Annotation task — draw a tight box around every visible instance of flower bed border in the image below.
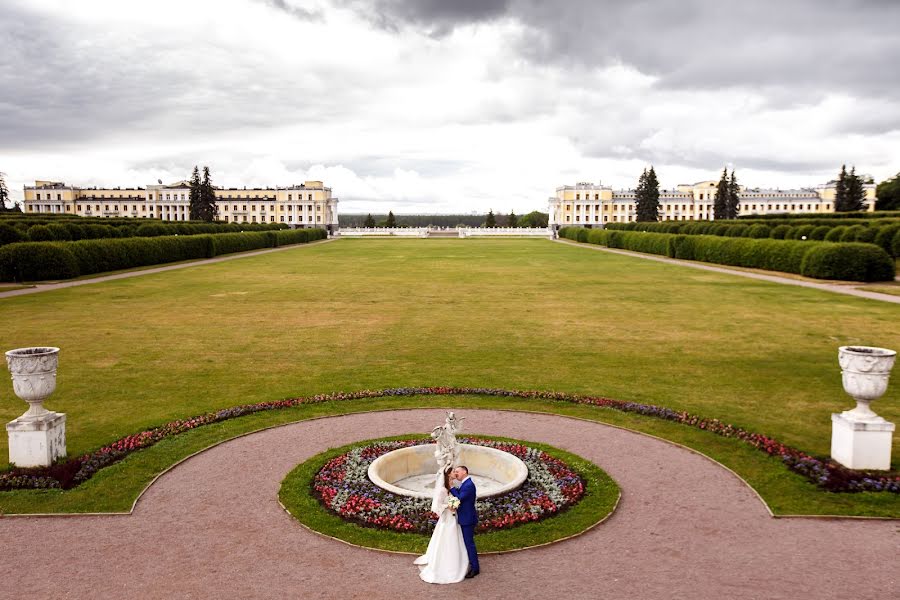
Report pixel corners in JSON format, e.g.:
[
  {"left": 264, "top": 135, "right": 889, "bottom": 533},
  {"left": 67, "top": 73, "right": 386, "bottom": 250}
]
[{"left": 1, "top": 386, "right": 897, "bottom": 493}]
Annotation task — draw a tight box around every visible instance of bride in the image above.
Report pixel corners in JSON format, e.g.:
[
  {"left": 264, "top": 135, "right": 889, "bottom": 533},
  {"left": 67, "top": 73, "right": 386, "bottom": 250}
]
[{"left": 414, "top": 468, "right": 469, "bottom": 584}]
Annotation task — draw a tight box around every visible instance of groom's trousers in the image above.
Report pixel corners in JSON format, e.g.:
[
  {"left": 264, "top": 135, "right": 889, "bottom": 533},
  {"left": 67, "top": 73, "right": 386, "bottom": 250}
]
[{"left": 460, "top": 525, "right": 479, "bottom": 573}]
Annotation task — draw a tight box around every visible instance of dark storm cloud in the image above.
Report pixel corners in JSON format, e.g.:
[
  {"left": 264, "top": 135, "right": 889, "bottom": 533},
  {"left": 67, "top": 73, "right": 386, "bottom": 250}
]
[
  {"left": 345, "top": 0, "right": 900, "bottom": 95},
  {"left": 338, "top": 0, "right": 510, "bottom": 35},
  {"left": 255, "top": 0, "right": 322, "bottom": 21}
]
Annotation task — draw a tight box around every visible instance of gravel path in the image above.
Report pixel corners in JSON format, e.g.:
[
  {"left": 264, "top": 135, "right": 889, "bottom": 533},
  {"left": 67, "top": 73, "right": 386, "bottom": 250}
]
[
  {"left": 0, "top": 409, "right": 896, "bottom": 599},
  {"left": 554, "top": 239, "right": 900, "bottom": 303}
]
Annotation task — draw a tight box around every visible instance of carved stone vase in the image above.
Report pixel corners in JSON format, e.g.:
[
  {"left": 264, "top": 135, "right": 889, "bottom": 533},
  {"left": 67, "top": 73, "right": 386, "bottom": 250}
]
[
  {"left": 6, "top": 346, "right": 59, "bottom": 419},
  {"left": 838, "top": 346, "right": 896, "bottom": 421}
]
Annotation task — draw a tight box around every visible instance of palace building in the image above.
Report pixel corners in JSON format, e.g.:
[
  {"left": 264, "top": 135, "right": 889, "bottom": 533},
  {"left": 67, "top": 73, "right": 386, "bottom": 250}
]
[
  {"left": 22, "top": 179, "right": 339, "bottom": 232},
  {"left": 548, "top": 178, "right": 876, "bottom": 228}
]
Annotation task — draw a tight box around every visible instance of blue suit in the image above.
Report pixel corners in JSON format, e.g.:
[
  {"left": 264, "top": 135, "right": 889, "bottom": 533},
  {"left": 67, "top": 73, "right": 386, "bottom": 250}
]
[{"left": 450, "top": 477, "right": 479, "bottom": 574}]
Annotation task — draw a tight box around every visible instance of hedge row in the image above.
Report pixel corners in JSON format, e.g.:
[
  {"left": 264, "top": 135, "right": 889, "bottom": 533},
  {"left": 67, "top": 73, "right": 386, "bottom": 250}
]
[
  {"left": 0, "top": 220, "right": 288, "bottom": 247},
  {"left": 737, "top": 211, "right": 900, "bottom": 220},
  {"left": 559, "top": 227, "right": 895, "bottom": 282},
  {"left": 0, "top": 228, "right": 327, "bottom": 282},
  {"left": 605, "top": 219, "right": 900, "bottom": 257}
]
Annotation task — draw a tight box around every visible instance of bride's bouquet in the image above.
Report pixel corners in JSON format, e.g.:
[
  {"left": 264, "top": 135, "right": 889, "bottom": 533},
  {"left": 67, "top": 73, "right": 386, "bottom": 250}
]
[{"left": 446, "top": 497, "right": 460, "bottom": 511}]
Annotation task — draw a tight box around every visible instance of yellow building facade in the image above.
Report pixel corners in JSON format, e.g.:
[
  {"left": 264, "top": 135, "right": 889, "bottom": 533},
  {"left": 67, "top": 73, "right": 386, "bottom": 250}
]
[
  {"left": 23, "top": 180, "right": 339, "bottom": 231},
  {"left": 549, "top": 179, "right": 876, "bottom": 227}
]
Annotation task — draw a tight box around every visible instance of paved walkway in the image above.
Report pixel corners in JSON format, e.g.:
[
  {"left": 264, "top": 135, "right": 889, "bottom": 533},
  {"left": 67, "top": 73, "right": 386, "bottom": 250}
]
[
  {"left": 555, "top": 239, "right": 900, "bottom": 304},
  {"left": 0, "top": 409, "right": 894, "bottom": 599},
  {"left": 0, "top": 239, "right": 335, "bottom": 299}
]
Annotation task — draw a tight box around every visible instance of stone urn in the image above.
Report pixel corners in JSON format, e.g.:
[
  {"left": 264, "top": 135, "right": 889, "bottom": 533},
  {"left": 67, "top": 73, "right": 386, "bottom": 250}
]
[
  {"left": 5, "top": 347, "right": 59, "bottom": 419},
  {"left": 838, "top": 345, "right": 896, "bottom": 421}
]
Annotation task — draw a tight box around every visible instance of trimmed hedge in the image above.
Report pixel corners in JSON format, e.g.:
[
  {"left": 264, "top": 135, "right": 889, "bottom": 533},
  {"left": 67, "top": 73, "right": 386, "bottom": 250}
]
[
  {"left": 0, "top": 228, "right": 327, "bottom": 282},
  {"left": 561, "top": 227, "right": 895, "bottom": 282}
]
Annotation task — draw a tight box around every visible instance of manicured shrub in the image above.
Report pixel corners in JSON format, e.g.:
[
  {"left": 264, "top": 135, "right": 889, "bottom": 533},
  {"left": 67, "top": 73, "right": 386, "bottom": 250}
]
[
  {"left": 27, "top": 224, "right": 55, "bottom": 241},
  {"left": 747, "top": 224, "right": 771, "bottom": 238},
  {"left": 770, "top": 224, "right": 791, "bottom": 239},
  {"left": 576, "top": 228, "right": 589, "bottom": 243},
  {"left": 47, "top": 223, "right": 72, "bottom": 241},
  {"left": 586, "top": 229, "right": 608, "bottom": 245},
  {"left": 725, "top": 224, "right": 749, "bottom": 237},
  {"left": 210, "top": 232, "right": 273, "bottom": 256},
  {"left": 793, "top": 224, "right": 816, "bottom": 240},
  {"left": 809, "top": 226, "right": 830, "bottom": 241},
  {"left": 0, "top": 223, "right": 24, "bottom": 247},
  {"left": 712, "top": 224, "right": 731, "bottom": 236},
  {"left": 840, "top": 224, "right": 866, "bottom": 242},
  {"left": 800, "top": 243, "right": 895, "bottom": 282},
  {"left": 668, "top": 234, "right": 695, "bottom": 260},
  {"left": 855, "top": 227, "right": 877, "bottom": 243},
  {"left": 0, "top": 242, "right": 80, "bottom": 281},
  {"left": 872, "top": 224, "right": 900, "bottom": 256},
  {"left": 275, "top": 229, "right": 310, "bottom": 245},
  {"left": 893, "top": 229, "right": 900, "bottom": 258},
  {"left": 824, "top": 226, "right": 848, "bottom": 242}
]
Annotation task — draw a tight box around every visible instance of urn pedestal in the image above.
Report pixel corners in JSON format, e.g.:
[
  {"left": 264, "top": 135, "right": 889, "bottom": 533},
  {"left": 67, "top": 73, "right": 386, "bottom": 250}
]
[
  {"left": 5, "top": 347, "right": 66, "bottom": 468},
  {"left": 830, "top": 346, "right": 895, "bottom": 471}
]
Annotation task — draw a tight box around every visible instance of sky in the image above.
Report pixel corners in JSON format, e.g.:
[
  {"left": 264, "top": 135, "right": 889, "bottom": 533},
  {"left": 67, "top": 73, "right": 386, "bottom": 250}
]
[{"left": 2, "top": 0, "right": 899, "bottom": 213}]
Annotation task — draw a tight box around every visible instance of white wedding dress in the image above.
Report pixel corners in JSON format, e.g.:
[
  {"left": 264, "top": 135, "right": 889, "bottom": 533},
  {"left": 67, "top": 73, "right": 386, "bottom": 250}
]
[{"left": 413, "top": 473, "right": 470, "bottom": 584}]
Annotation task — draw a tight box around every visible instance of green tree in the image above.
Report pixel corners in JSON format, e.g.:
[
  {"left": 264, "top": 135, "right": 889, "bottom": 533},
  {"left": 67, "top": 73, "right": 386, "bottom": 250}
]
[
  {"left": 507, "top": 210, "right": 517, "bottom": 228},
  {"left": 844, "top": 166, "right": 866, "bottom": 212},
  {"left": 635, "top": 166, "right": 660, "bottom": 222},
  {"left": 485, "top": 210, "right": 496, "bottom": 227},
  {"left": 198, "top": 166, "right": 218, "bottom": 222},
  {"left": 833, "top": 164, "right": 849, "bottom": 211},
  {"left": 386, "top": 211, "right": 396, "bottom": 227},
  {"left": 363, "top": 213, "right": 376, "bottom": 227},
  {"left": 875, "top": 172, "right": 900, "bottom": 211},
  {"left": 188, "top": 166, "right": 202, "bottom": 220},
  {"left": 726, "top": 169, "right": 740, "bottom": 219},
  {"left": 713, "top": 167, "right": 729, "bottom": 220},
  {"left": 517, "top": 211, "right": 549, "bottom": 228},
  {"left": 0, "top": 171, "right": 9, "bottom": 212}
]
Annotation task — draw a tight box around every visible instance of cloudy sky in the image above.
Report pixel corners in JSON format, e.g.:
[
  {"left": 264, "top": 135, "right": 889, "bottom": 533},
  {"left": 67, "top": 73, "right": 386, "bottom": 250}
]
[{"left": 2, "top": 0, "right": 899, "bottom": 213}]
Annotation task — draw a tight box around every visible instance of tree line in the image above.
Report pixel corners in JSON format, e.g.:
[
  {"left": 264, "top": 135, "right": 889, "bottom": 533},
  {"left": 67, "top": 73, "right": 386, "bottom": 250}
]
[{"left": 343, "top": 211, "right": 549, "bottom": 228}]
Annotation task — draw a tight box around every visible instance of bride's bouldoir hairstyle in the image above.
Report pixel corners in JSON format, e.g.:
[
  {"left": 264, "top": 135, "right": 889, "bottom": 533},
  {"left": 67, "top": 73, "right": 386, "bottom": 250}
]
[{"left": 443, "top": 468, "right": 453, "bottom": 491}]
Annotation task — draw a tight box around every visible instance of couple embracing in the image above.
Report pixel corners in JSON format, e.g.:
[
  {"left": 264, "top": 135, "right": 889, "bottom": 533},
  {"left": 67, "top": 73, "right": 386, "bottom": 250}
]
[{"left": 414, "top": 465, "right": 480, "bottom": 584}]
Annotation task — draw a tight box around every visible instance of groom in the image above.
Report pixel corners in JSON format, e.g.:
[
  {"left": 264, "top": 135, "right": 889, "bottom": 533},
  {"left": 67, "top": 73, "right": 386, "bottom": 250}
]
[{"left": 450, "top": 466, "right": 479, "bottom": 579}]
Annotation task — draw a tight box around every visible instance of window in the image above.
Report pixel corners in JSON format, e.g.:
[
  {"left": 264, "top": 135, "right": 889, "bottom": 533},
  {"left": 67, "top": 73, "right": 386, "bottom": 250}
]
[
  {"left": 270, "top": 216, "right": 275, "bottom": 222},
  {"left": 225, "top": 216, "right": 229, "bottom": 222},
  {"left": 280, "top": 216, "right": 285, "bottom": 222},
  {"left": 242, "top": 205, "right": 247, "bottom": 211},
  {"left": 595, "top": 194, "right": 599, "bottom": 200},
  {"left": 575, "top": 193, "right": 580, "bottom": 200},
  {"left": 288, "top": 194, "right": 292, "bottom": 200},
  {"left": 308, "top": 194, "right": 312, "bottom": 200},
  {"left": 57, "top": 194, "right": 61, "bottom": 200}
]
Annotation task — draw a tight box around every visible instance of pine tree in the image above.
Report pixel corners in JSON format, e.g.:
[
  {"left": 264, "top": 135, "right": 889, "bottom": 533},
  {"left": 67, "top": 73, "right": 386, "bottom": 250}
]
[
  {"left": 834, "top": 165, "right": 849, "bottom": 212},
  {"left": 485, "top": 210, "right": 496, "bottom": 227},
  {"left": 0, "top": 172, "right": 9, "bottom": 212},
  {"left": 726, "top": 169, "right": 740, "bottom": 219},
  {"left": 713, "top": 167, "right": 729, "bottom": 220},
  {"left": 364, "top": 213, "right": 376, "bottom": 228},
  {"left": 188, "top": 166, "right": 202, "bottom": 221},
  {"left": 635, "top": 167, "right": 660, "bottom": 222},
  {"left": 386, "top": 211, "right": 396, "bottom": 227},
  {"left": 845, "top": 166, "right": 866, "bottom": 211},
  {"left": 199, "top": 166, "right": 217, "bottom": 222},
  {"left": 508, "top": 210, "right": 517, "bottom": 228}
]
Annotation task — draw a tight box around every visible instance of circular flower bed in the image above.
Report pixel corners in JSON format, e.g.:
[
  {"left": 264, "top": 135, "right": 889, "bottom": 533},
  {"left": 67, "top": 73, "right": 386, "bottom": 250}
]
[{"left": 313, "top": 437, "right": 585, "bottom": 534}]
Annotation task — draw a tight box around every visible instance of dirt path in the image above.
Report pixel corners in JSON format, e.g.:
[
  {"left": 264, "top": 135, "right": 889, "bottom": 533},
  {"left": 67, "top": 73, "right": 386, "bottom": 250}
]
[
  {"left": 0, "top": 238, "right": 335, "bottom": 299},
  {"left": 555, "top": 239, "right": 900, "bottom": 304},
  {"left": 0, "top": 409, "right": 895, "bottom": 599}
]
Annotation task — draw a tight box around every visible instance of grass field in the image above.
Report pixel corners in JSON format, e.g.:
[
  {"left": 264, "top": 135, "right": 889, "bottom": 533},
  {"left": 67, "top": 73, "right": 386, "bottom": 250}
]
[{"left": 1, "top": 239, "right": 898, "bottom": 515}]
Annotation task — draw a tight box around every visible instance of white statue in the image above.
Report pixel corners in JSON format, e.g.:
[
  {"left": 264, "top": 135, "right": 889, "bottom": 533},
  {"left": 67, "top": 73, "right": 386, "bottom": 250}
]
[{"left": 431, "top": 411, "right": 464, "bottom": 472}]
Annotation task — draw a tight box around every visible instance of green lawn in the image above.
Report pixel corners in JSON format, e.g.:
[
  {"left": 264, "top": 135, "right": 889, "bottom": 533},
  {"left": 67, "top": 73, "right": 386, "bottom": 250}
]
[{"left": 1, "top": 239, "right": 898, "bottom": 514}]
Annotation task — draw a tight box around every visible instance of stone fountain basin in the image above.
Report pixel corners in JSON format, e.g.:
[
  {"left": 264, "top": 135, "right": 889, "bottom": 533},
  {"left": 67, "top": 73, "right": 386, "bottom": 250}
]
[{"left": 367, "top": 443, "right": 528, "bottom": 499}]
